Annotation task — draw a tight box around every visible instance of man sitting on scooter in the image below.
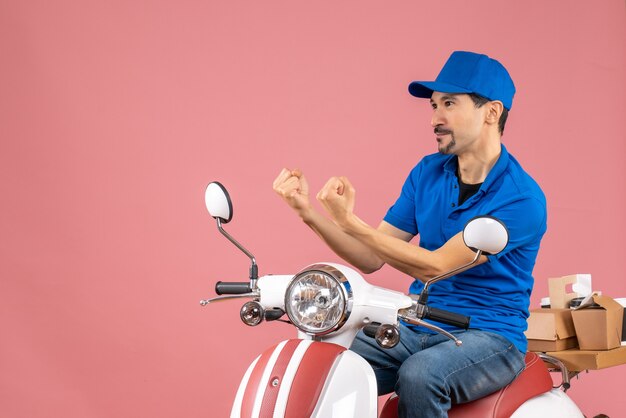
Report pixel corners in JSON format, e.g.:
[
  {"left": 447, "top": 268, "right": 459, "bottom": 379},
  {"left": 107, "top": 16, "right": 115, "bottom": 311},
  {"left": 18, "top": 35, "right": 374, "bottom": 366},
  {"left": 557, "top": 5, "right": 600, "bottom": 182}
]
[{"left": 273, "top": 50, "right": 546, "bottom": 418}]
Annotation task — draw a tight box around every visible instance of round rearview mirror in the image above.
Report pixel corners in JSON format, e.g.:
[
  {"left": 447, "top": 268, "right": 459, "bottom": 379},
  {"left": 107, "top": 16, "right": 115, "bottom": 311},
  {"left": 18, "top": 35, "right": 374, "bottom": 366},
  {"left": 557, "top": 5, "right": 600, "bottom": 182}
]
[
  {"left": 204, "top": 182, "right": 233, "bottom": 223},
  {"left": 462, "top": 216, "right": 508, "bottom": 255}
]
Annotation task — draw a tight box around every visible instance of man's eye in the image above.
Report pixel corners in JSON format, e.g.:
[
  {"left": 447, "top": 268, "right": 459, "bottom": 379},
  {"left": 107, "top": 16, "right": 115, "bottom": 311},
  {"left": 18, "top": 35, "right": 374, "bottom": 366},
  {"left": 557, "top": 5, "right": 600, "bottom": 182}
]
[{"left": 445, "top": 101, "right": 454, "bottom": 107}]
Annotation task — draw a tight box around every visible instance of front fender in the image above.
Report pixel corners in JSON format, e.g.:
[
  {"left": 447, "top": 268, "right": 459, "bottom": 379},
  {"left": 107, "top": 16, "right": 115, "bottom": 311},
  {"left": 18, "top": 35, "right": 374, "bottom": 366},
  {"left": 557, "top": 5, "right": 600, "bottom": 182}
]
[{"left": 230, "top": 339, "right": 377, "bottom": 418}]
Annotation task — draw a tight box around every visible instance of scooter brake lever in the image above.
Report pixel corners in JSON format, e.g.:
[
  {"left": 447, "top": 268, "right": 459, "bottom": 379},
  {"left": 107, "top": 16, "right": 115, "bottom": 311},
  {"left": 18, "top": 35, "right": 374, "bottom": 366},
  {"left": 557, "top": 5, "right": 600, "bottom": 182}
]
[
  {"left": 199, "top": 292, "right": 259, "bottom": 306},
  {"left": 398, "top": 314, "right": 463, "bottom": 347}
]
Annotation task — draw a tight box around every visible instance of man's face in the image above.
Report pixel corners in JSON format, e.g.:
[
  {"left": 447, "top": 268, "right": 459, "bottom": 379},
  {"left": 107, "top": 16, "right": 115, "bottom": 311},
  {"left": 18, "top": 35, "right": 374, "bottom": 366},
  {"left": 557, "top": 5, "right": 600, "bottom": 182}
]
[{"left": 429, "top": 92, "right": 486, "bottom": 155}]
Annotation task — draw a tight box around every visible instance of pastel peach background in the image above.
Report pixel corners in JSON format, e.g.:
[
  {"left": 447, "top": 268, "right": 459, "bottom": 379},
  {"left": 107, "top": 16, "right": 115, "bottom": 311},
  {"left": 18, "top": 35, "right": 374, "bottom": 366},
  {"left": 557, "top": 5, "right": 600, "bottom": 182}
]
[{"left": 1, "top": 1, "right": 624, "bottom": 417}]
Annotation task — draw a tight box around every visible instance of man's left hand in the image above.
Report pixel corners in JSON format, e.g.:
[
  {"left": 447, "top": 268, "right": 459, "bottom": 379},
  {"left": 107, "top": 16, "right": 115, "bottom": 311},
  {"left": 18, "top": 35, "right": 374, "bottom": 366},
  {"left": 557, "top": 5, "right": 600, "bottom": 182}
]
[{"left": 316, "top": 176, "right": 356, "bottom": 229}]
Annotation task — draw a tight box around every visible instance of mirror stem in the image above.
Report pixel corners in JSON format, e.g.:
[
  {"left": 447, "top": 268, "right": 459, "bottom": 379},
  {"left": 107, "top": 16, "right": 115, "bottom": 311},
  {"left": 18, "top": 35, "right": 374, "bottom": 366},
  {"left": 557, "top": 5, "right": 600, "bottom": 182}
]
[
  {"left": 418, "top": 250, "right": 482, "bottom": 304},
  {"left": 216, "top": 218, "right": 258, "bottom": 288}
]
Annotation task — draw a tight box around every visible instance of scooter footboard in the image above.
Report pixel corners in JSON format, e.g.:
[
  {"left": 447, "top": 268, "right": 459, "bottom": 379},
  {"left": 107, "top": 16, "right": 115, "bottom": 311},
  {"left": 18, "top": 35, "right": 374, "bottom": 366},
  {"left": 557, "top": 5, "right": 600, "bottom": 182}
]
[{"left": 230, "top": 339, "right": 378, "bottom": 418}]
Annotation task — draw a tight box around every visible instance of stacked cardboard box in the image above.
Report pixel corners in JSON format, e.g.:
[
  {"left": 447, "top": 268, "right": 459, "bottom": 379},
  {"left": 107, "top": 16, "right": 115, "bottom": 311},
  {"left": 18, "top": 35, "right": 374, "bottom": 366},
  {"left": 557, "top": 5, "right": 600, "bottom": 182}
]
[
  {"left": 571, "top": 294, "right": 623, "bottom": 350},
  {"left": 545, "top": 346, "right": 626, "bottom": 372},
  {"left": 525, "top": 308, "right": 578, "bottom": 352},
  {"left": 526, "top": 275, "right": 626, "bottom": 371}
]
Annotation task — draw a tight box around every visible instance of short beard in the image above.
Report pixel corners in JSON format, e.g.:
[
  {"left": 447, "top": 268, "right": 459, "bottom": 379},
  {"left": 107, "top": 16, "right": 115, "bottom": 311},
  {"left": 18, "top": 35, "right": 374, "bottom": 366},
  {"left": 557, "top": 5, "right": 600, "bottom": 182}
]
[{"left": 438, "top": 135, "right": 456, "bottom": 154}]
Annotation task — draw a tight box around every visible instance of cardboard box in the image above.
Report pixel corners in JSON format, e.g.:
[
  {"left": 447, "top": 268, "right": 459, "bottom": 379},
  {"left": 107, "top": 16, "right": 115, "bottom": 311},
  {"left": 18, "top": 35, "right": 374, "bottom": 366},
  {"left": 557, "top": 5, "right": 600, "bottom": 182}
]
[
  {"left": 525, "top": 308, "right": 578, "bottom": 351},
  {"left": 548, "top": 274, "right": 592, "bottom": 309},
  {"left": 571, "top": 294, "right": 624, "bottom": 350},
  {"left": 546, "top": 346, "right": 626, "bottom": 371},
  {"left": 528, "top": 337, "right": 578, "bottom": 352},
  {"left": 616, "top": 298, "right": 626, "bottom": 344}
]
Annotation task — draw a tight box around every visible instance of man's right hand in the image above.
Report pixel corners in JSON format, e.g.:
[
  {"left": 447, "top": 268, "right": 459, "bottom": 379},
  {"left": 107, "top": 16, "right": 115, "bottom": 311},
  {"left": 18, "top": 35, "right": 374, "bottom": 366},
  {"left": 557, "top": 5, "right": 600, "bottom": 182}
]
[
  {"left": 272, "top": 167, "right": 401, "bottom": 274},
  {"left": 272, "top": 168, "right": 313, "bottom": 218}
]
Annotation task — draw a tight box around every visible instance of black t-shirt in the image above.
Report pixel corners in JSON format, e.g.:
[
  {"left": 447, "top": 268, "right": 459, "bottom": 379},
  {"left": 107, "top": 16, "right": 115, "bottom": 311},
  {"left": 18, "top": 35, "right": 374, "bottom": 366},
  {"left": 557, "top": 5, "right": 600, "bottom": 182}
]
[{"left": 458, "top": 179, "right": 482, "bottom": 205}]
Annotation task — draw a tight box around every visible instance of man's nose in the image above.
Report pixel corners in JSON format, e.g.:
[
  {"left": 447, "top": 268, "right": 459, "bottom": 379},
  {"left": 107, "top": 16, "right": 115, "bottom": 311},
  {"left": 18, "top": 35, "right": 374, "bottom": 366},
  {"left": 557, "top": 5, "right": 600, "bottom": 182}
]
[{"left": 431, "top": 110, "right": 444, "bottom": 127}]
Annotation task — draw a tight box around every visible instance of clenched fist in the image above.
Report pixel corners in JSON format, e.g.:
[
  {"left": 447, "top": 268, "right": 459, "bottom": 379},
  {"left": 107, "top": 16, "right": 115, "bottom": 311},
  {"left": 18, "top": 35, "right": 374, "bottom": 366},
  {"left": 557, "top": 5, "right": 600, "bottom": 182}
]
[
  {"left": 272, "top": 168, "right": 312, "bottom": 216},
  {"left": 317, "top": 176, "right": 356, "bottom": 227}
]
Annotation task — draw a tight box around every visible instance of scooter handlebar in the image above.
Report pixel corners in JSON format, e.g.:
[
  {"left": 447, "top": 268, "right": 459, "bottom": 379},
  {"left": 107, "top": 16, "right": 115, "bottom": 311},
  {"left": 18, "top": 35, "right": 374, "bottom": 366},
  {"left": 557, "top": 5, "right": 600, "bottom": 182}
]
[
  {"left": 215, "top": 281, "right": 252, "bottom": 295},
  {"left": 423, "top": 306, "right": 470, "bottom": 329}
]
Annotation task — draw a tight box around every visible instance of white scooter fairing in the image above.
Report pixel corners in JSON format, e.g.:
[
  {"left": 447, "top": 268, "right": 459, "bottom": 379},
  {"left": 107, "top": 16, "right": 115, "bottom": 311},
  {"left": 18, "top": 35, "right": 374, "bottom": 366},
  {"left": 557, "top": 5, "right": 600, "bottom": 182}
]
[
  {"left": 511, "top": 390, "right": 584, "bottom": 418},
  {"left": 201, "top": 182, "right": 585, "bottom": 418},
  {"left": 231, "top": 339, "right": 377, "bottom": 418},
  {"left": 227, "top": 262, "right": 412, "bottom": 418}
]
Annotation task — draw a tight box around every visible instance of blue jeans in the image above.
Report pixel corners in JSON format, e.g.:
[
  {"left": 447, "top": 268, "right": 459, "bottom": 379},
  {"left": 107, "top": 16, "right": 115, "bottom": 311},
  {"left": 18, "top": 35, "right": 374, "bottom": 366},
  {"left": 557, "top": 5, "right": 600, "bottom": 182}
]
[{"left": 350, "top": 323, "right": 525, "bottom": 418}]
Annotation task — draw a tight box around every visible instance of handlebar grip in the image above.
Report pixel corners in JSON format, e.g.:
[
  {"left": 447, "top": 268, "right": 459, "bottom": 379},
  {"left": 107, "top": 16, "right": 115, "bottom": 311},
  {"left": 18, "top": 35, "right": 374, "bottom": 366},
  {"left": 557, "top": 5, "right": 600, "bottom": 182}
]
[
  {"left": 423, "top": 307, "right": 470, "bottom": 329},
  {"left": 363, "top": 322, "right": 382, "bottom": 338},
  {"left": 264, "top": 309, "right": 285, "bottom": 321},
  {"left": 215, "top": 281, "right": 252, "bottom": 295}
]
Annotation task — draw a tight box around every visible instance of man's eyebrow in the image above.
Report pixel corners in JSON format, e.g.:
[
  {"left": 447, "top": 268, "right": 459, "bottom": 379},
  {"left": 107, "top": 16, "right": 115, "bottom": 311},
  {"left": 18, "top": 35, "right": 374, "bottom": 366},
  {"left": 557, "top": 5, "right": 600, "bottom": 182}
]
[{"left": 430, "top": 94, "right": 459, "bottom": 103}]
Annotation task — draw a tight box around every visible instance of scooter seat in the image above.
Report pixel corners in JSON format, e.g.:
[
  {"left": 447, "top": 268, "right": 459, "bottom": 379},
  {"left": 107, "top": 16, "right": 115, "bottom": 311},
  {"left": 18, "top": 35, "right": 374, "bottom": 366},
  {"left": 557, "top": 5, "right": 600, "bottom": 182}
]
[{"left": 379, "top": 352, "right": 553, "bottom": 418}]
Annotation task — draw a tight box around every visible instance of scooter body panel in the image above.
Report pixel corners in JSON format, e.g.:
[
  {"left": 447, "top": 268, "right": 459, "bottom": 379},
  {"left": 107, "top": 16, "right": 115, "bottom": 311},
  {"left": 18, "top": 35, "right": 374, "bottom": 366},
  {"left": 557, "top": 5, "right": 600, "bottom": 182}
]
[
  {"left": 511, "top": 389, "right": 584, "bottom": 418},
  {"left": 230, "top": 339, "right": 377, "bottom": 418},
  {"left": 310, "top": 349, "right": 377, "bottom": 418}
]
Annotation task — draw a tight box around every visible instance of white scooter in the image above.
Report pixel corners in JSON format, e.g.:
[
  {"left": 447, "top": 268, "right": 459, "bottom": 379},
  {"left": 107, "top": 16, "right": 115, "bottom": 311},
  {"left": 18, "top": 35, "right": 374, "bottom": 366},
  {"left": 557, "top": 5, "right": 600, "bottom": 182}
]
[{"left": 200, "top": 181, "right": 585, "bottom": 418}]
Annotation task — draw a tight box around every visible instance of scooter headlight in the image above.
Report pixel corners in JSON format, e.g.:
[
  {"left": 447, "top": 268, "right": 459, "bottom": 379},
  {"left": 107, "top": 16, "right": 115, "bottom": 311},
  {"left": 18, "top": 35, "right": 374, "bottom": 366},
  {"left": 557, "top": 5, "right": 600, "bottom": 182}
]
[{"left": 285, "top": 264, "right": 352, "bottom": 336}]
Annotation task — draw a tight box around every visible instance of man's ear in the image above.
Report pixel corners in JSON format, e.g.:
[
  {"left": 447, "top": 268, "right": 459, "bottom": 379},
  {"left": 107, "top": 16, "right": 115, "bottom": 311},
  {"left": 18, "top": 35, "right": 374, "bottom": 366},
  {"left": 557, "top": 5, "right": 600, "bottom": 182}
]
[{"left": 485, "top": 101, "right": 504, "bottom": 126}]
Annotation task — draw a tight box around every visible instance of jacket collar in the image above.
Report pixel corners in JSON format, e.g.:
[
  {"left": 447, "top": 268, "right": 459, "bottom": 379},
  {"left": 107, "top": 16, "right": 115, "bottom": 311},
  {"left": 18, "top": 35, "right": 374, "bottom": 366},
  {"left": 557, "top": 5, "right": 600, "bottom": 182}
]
[{"left": 443, "top": 144, "right": 509, "bottom": 192}]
